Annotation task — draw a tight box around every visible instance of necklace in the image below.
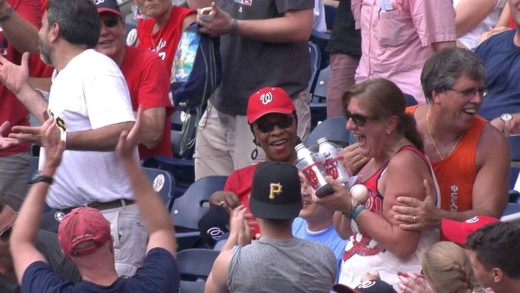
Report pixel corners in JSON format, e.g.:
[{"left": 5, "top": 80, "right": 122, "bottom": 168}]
[{"left": 426, "top": 107, "right": 463, "bottom": 160}]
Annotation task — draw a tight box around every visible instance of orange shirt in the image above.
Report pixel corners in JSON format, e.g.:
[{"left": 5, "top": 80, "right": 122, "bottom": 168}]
[{"left": 407, "top": 105, "right": 485, "bottom": 212}]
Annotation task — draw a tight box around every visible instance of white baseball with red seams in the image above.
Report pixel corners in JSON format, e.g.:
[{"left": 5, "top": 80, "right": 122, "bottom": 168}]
[{"left": 349, "top": 184, "right": 368, "bottom": 204}]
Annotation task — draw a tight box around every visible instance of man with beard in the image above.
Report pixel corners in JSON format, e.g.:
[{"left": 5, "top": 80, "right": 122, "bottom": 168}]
[{"left": 0, "top": 0, "right": 147, "bottom": 277}]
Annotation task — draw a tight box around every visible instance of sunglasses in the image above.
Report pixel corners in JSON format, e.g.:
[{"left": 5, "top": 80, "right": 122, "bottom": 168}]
[
  {"left": 254, "top": 116, "right": 294, "bottom": 133},
  {"left": 448, "top": 87, "right": 487, "bottom": 98},
  {"left": 344, "top": 110, "right": 373, "bottom": 127},
  {"left": 0, "top": 224, "right": 13, "bottom": 242},
  {"left": 101, "top": 15, "right": 121, "bottom": 28}
]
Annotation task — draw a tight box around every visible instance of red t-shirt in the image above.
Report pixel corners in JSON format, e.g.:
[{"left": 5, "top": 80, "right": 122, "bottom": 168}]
[
  {"left": 120, "top": 46, "right": 173, "bottom": 158},
  {"left": 224, "top": 164, "right": 261, "bottom": 238},
  {"left": 136, "top": 6, "right": 196, "bottom": 76},
  {"left": 0, "top": 0, "right": 43, "bottom": 156}
]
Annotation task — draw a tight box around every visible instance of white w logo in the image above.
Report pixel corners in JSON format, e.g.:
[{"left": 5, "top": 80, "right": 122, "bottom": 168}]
[
  {"left": 260, "top": 92, "right": 273, "bottom": 105},
  {"left": 93, "top": 0, "right": 105, "bottom": 5}
]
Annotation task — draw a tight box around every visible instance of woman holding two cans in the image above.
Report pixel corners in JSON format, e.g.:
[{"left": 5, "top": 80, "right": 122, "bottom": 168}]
[{"left": 316, "top": 78, "right": 440, "bottom": 288}]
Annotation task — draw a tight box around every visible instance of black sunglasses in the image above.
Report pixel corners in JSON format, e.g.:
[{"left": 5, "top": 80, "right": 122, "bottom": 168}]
[
  {"left": 344, "top": 110, "right": 373, "bottom": 127},
  {"left": 254, "top": 116, "right": 294, "bottom": 133},
  {"left": 101, "top": 15, "right": 121, "bottom": 28},
  {"left": 0, "top": 225, "right": 12, "bottom": 242}
]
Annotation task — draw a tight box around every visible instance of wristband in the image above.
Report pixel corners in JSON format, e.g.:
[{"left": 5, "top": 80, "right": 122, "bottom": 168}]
[
  {"left": 0, "top": 6, "right": 13, "bottom": 22},
  {"left": 351, "top": 205, "right": 366, "bottom": 220},
  {"left": 60, "top": 130, "right": 67, "bottom": 145},
  {"left": 229, "top": 18, "right": 238, "bottom": 36}
]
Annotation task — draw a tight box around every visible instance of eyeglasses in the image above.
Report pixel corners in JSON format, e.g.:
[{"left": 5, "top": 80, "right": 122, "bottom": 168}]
[
  {"left": 448, "top": 87, "right": 487, "bottom": 97},
  {"left": 344, "top": 110, "right": 374, "bottom": 127},
  {"left": 0, "top": 224, "right": 13, "bottom": 242},
  {"left": 254, "top": 116, "right": 294, "bottom": 133},
  {"left": 101, "top": 15, "right": 121, "bottom": 28}
]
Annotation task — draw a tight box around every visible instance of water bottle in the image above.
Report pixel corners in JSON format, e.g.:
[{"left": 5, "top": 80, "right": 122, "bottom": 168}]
[
  {"left": 317, "top": 138, "right": 350, "bottom": 185},
  {"left": 295, "top": 143, "right": 334, "bottom": 198}
]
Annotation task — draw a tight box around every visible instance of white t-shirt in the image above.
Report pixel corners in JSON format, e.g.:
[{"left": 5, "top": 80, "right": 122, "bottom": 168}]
[
  {"left": 454, "top": 0, "right": 507, "bottom": 49},
  {"left": 313, "top": 0, "right": 327, "bottom": 32},
  {"left": 43, "top": 49, "right": 137, "bottom": 209}
]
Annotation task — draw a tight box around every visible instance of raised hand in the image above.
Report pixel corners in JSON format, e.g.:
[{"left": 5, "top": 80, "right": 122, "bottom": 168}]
[
  {"left": 0, "top": 121, "right": 20, "bottom": 150},
  {"left": 40, "top": 117, "right": 65, "bottom": 174},
  {"left": 0, "top": 52, "right": 30, "bottom": 96},
  {"left": 116, "top": 107, "right": 142, "bottom": 161}
]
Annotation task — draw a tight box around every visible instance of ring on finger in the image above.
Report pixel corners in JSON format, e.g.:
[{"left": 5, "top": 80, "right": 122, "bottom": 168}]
[
  {"left": 218, "top": 201, "right": 226, "bottom": 206},
  {"left": 412, "top": 215, "right": 417, "bottom": 223}
]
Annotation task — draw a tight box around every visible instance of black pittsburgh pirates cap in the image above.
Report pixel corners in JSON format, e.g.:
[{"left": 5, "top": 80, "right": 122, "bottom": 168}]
[{"left": 249, "top": 161, "right": 302, "bottom": 220}]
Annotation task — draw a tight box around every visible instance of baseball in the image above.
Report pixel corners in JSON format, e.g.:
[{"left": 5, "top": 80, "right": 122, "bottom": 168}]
[{"left": 349, "top": 184, "right": 368, "bottom": 203}]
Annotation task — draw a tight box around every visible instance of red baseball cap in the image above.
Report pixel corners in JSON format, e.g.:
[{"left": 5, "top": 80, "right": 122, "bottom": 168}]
[
  {"left": 58, "top": 207, "right": 112, "bottom": 258},
  {"left": 441, "top": 216, "right": 499, "bottom": 246},
  {"left": 246, "top": 87, "right": 295, "bottom": 124}
]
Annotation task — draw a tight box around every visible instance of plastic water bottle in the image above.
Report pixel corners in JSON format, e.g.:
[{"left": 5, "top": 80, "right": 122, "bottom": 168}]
[
  {"left": 317, "top": 138, "right": 351, "bottom": 185},
  {"left": 295, "top": 143, "right": 334, "bottom": 198}
]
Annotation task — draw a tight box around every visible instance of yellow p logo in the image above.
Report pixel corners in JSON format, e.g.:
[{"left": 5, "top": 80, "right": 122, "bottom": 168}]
[{"left": 269, "top": 183, "right": 282, "bottom": 199}]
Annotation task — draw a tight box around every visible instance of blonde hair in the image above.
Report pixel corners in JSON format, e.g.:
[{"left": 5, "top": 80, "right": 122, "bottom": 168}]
[{"left": 421, "top": 241, "right": 482, "bottom": 293}]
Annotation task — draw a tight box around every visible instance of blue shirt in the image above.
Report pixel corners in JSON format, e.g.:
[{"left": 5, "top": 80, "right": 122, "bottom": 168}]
[
  {"left": 475, "top": 30, "right": 520, "bottom": 120},
  {"left": 21, "top": 248, "right": 178, "bottom": 293},
  {"left": 292, "top": 217, "right": 347, "bottom": 277}
]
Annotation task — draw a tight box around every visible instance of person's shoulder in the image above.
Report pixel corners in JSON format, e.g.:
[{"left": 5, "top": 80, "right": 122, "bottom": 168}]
[
  {"left": 388, "top": 145, "right": 427, "bottom": 170},
  {"left": 231, "top": 164, "right": 258, "bottom": 178},
  {"left": 475, "top": 29, "right": 515, "bottom": 53},
  {"left": 124, "top": 46, "right": 166, "bottom": 67},
  {"left": 477, "top": 120, "right": 509, "bottom": 153}
]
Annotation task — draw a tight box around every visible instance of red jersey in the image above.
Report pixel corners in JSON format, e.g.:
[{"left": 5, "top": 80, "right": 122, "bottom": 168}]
[
  {"left": 136, "top": 6, "right": 196, "bottom": 76},
  {"left": 224, "top": 164, "right": 261, "bottom": 237},
  {"left": 120, "top": 46, "right": 173, "bottom": 158}
]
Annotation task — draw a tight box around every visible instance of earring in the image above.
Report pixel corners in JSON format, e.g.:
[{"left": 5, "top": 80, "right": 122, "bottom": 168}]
[{"left": 251, "top": 138, "right": 258, "bottom": 160}]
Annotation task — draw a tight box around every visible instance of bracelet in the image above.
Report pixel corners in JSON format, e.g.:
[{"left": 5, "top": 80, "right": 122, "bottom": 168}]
[
  {"left": 0, "top": 6, "right": 13, "bottom": 22},
  {"left": 229, "top": 18, "right": 238, "bottom": 36},
  {"left": 351, "top": 205, "right": 366, "bottom": 220},
  {"left": 60, "top": 130, "right": 67, "bottom": 146}
]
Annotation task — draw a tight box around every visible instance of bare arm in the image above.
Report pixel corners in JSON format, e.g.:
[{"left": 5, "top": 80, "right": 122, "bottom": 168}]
[
  {"left": 496, "top": 2, "right": 511, "bottom": 27},
  {"left": 0, "top": 1, "right": 40, "bottom": 53},
  {"left": 116, "top": 109, "right": 176, "bottom": 256},
  {"left": 360, "top": 152, "right": 435, "bottom": 258},
  {"left": 432, "top": 41, "right": 456, "bottom": 51},
  {"left": 138, "top": 107, "right": 166, "bottom": 149},
  {"left": 196, "top": 3, "right": 312, "bottom": 42},
  {"left": 205, "top": 250, "right": 231, "bottom": 293},
  {"left": 186, "top": 0, "right": 212, "bottom": 9},
  {"left": 10, "top": 118, "right": 64, "bottom": 284},
  {"left": 454, "top": 0, "right": 497, "bottom": 37},
  {"left": 11, "top": 121, "right": 135, "bottom": 151}
]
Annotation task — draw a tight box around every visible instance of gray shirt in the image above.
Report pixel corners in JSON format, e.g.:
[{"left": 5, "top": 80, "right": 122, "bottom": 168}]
[
  {"left": 228, "top": 237, "right": 337, "bottom": 293},
  {"left": 211, "top": 0, "right": 313, "bottom": 116}
]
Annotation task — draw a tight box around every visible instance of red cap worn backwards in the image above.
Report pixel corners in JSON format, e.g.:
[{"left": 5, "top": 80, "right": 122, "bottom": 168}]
[
  {"left": 441, "top": 216, "right": 499, "bottom": 246},
  {"left": 246, "top": 87, "right": 295, "bottom": 124},
  {"left": 58, "top": 207, "right": 112, "bottom": 258}
]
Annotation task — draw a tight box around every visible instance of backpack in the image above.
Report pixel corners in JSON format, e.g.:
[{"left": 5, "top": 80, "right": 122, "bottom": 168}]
[
  {"left": 171, "top": 22, "right": 222, "bottom": 113},
  {"left": 170, "top": 22, "right": 221, "bottom": 157}
]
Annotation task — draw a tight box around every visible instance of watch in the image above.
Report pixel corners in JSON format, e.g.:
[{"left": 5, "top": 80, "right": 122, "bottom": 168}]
[
  {"left": 500, "top": 113, "right": 513, "bottom": 123},
  {"left": 31, "top": 171, "right": 53, "bottom": 185}
]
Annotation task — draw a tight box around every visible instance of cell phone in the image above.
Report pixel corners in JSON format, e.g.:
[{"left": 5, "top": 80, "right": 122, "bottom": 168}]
[{"left": 197, "top": 7, "right": 215, "bottom": 22}]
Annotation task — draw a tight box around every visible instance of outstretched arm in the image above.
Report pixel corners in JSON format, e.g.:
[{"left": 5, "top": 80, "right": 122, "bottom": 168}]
[
  {"left": 116, "top": 108, "right": 176, "bottom": 256},
  {"left": 0, "top": 53, "right": 49, "bottom": 123},
  {"left": 0, "top": 0, "right": 40, "bottom": 53},
  {"left": 10, "top": 117, "right": 65, "bottom": 284},
  {"left": 194, "top": 2, "right": 312, "bottom": 42},
  {"left": 0, "top": 121, "right": 19, "bottom": 150}
]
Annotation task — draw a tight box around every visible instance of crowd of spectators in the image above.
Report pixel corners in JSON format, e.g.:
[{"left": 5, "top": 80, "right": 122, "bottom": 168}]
[{"left": 0, "top": 0, "right": 519, "bottom": 292}]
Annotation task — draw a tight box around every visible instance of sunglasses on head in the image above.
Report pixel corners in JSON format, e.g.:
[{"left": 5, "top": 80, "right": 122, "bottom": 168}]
[
  {"left": 101, "top": 15, "right": 120, "bottom": 28},
  {"left": 0, "top": 225, "right": 13, "bottom": 242},
  {"left": 254, "top": 116, "right": 294, "bottom": 133},
  {"left": 344, "top": 110, "right": 373, "bottom": 127}
]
